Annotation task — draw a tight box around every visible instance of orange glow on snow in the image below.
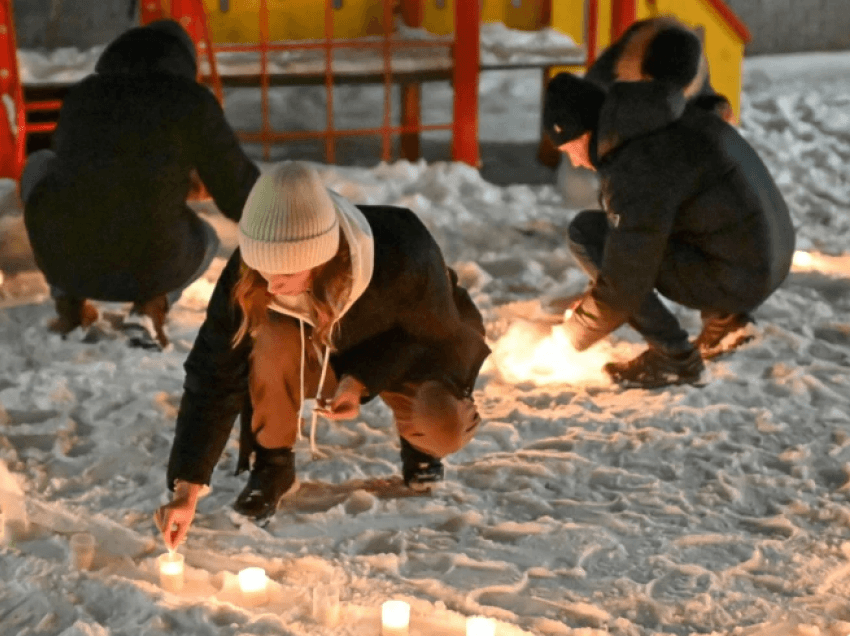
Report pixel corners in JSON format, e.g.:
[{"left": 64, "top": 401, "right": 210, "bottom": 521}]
[
  {"left": 792, "top": 250, "right": 850, "bottom": 276},
  {"left": 491, "top": 318, "right": 619, "bottom": 386}
]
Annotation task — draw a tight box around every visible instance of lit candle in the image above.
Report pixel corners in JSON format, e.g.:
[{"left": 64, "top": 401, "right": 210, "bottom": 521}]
[
  {"left": 238, "top": 567, "right": 268, "bottom": 606},
  {"left": 467, "top": 615, "right": 496, "bottom": 636},
  {"left": 381, "top": 600, "right": 410, "bottom": 636},
  {"left": 69, "top": 532, "right": 96, "bottom": 571},
  {"left": 157, "top": 552, "right": 185, "bottom": 592}
]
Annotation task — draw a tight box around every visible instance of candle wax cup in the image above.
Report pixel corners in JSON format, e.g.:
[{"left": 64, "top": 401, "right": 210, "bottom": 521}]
[
  {"left": 381, "top": 600, "right": 410, "bottom": 636},
  {"left": 238, "top": 567, "right": 268, "bottom": 606},
  {"left": 312, "top": 584, "right": 340, "bottom": 626},
  {"left": 467, "top": 616, "right": 496, "bottom": 636},
  {"left": 69, "top": 533, "right": 96, "bottom": 570},
  {"left": 157, "top": 552, "right": 185, "bottom": 592}
]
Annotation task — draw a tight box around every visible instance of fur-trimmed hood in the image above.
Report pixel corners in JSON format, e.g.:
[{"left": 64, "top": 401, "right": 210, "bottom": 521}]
[{"left": 95, "top": 19, "right": 197, "bottom": 80}]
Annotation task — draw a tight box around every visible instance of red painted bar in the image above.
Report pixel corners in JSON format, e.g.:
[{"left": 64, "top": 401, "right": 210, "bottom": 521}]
[{"left": 452, "top": 0, "right": 480, "bottom": 166}]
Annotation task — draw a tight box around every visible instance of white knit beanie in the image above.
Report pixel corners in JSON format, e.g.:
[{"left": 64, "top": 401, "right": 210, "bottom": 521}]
[{"left": 238, "top": 162, "right": 340, "bottom": 274}]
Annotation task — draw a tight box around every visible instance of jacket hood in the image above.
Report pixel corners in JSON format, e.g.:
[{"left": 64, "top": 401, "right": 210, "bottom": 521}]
[
  {"left": 592, "top": 80, "right": 687, "bottom": 163},
  {"left": 95, "top": 20, "right": 197, "bottom": 80}
]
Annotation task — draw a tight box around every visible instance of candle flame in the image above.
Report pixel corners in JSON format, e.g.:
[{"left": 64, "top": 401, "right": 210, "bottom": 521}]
[{"left": 490, "top": 319, "right": 620, "bottom": 386}]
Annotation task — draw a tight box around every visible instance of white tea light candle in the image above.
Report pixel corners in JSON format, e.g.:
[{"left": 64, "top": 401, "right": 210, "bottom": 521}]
[
  {"left": 157, "top": 552, "right": 185, "bottom": 592},
  {"left": 467, "top": 615, "right": 496, "bottom": 636},
  {"left": 381, "top": 600, "right": 410, "bottom": 636},
  {"left": 69, "top": 532, "right": 96, "bottom": 570},
  {"left": 311, "top": 583, "right": 340, "bottom": 626},
  {"left": 238, "top": 567, "right": 268, "bottom": 606}
]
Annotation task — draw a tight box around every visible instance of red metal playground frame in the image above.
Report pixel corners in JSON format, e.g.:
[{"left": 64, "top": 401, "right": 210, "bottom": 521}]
[{"left": 1, "top": 0, "right": 633, "bottom": 182}]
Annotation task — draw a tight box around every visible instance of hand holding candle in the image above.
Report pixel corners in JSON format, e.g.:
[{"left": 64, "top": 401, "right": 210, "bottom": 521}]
[
  {"left": 154, "top": 482, "right": 202, "bottom": 550},
  {"left": 315, "top": 375, "right": 365, "bottom": 421}
]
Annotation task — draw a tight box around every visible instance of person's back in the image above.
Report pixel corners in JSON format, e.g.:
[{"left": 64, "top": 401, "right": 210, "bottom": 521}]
[
  {"left": 23, "top": 20, "right": 259, "bottom": 345},
  {"left": 665, "top": 106, "right": 795, "bottom": 302},
  {"left": 590, "top": 83, "right": 795, "bottom": 313}
]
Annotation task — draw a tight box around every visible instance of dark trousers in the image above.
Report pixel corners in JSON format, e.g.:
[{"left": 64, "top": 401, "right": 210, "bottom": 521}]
[{"left": 568, "top": 210, "right": 691, "bottom": 350}]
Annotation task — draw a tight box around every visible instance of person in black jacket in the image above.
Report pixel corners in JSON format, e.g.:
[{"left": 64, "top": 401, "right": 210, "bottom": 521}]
[
  {"left": 542, "top": 72, "right": 795, "bottom": 388},
  {"left": 21, "top": 19, "right": 260, "bottom": 349},
  {"left": 154, "top": 161, "right": 490, "bottom": 543}
]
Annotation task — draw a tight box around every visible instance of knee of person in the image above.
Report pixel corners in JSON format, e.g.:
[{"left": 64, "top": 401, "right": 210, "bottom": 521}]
[{"left": 413, "top": 381, "right": 478, "bottom": 457}]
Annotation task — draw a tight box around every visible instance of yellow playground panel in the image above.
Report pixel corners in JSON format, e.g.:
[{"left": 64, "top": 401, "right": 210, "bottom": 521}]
[
  {"left": 194, "top": 0, "right": 749, "bottom": 118},
  {"left": 422, "top": 0, "right": 549, "bottom": 34},
  {"left": 550, "top": 0, "right": 749, "bottom": 119},
  {"left": 200, "top": 0, "right": 387, "bottom": 42}
]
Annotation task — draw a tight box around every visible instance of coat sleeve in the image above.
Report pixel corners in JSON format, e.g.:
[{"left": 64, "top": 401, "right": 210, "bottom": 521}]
[
  {"left": 166, "top": 250, "right": 252, "bottom": 489},
  {"left": 190, "top": 88, "right": 261, "bottom": 222},
  {"left": 333, "top": 260, "right": 490, "bottom": 398},
  {"left": 570, "top": 135, "right": 696, "bottom": 350}
]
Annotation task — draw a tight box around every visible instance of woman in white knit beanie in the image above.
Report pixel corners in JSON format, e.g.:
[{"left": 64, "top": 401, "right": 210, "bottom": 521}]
[{"left": 155, "top": 161, "right": 492, "bottom": 540}]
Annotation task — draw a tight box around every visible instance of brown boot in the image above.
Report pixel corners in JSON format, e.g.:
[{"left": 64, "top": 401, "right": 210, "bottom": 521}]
[
  {"left": 49, "top": 298, "right": 99, "bottom": 336},
  {"left": 694, "top": 312, "right": 755, "bottom": 359},
  {"left": 129, "top": 294, "right": 170, "bottom": 349}
]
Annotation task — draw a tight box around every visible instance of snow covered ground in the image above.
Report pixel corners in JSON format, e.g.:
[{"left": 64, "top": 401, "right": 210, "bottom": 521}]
[{"left": 1, "top": 43, "right": 850, "bottom": 636}]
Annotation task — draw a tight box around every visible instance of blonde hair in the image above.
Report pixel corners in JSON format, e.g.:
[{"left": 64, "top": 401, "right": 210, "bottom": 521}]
[{"left": 232, "top": 232, "right": 353, "bottom": 353}]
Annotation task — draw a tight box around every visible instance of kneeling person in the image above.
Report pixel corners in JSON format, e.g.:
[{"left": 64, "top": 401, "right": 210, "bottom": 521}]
[{"left": 155, "top": 162, "right": 490, "bottom": 545}]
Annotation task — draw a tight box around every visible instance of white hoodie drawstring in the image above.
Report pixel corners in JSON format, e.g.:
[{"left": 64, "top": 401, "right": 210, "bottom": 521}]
[
  {"left": 297, "top": 319, "right": 306, "bottom": 441},
  {"left": 310, "top": 347, "right": 331, "bottom": 458},
  {"left": 297, "top": 318, "right": 332, "bottom": 458}
]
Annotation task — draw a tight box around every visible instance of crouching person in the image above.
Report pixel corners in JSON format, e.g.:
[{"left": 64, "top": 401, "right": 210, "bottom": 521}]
[
  {"left": 155, "top": 162, "right": 490, "bottom": 545},
  {"left": 542, "top": 73, "right": 795, "bottom": 388},
  {"left": 21, "top": 19, "right": 259, "bottom": 349}
]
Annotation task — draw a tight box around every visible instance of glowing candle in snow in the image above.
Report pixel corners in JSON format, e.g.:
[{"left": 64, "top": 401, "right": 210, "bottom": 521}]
[
  {"left": 793, "top": 250, "right": 813, "bottom": 268},
  {"left": 238, "top": 567, "right": 268, "bottom": 606},
  {"left": 381, "top": 600, "right": 410, "bottom": 636},
  {"left": 157, "top": 552, "right": 185, "bottom": 592},
  {"left": 466, "top": 616, "right": 496, "bottom": 636}
]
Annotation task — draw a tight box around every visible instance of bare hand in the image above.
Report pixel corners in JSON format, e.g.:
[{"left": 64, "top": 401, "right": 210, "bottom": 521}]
[
  {"left": 154, "top": 482, "right": 202, "bottom": 551},
  {"left": 317, "top": 374, "right": 366, "bottom": 421}
]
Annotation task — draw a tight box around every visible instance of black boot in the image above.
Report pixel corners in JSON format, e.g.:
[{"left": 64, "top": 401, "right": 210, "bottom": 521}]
[
  {"left": 604, "top": 344, "right": 704, "bottom": 388},
  {"left": 400, "top": 437, "right": 444, "bottom": 492},
  {"left": 233, "top": 445, "right": 296, "bottom": 521}
]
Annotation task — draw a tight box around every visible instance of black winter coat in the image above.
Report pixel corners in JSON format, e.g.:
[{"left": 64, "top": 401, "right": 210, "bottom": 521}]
[
  {"left": 572, "top": 81, "right": 795, "bottom": 345},
  {"left": 23, "top": 24, "right": 259, "bottom": 302},
  {"left": 166, "top": 205, "right": 491, "bottom": 488}
]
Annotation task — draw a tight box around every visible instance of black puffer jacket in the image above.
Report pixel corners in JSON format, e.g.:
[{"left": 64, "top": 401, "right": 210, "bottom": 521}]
[
  {"left": 571, "top": 81, "right": 795, "bottom": 346},
  {"left": 23, "top": 21, "right": 259, "bottom": 302},
  {"left": 166, "top": 205, "right": 491, "bottom": 488}
]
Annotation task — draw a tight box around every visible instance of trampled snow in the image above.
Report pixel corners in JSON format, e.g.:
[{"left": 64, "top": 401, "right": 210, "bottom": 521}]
[{"left": 1, "top": 39, "right": 850, "bottom": 636}]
